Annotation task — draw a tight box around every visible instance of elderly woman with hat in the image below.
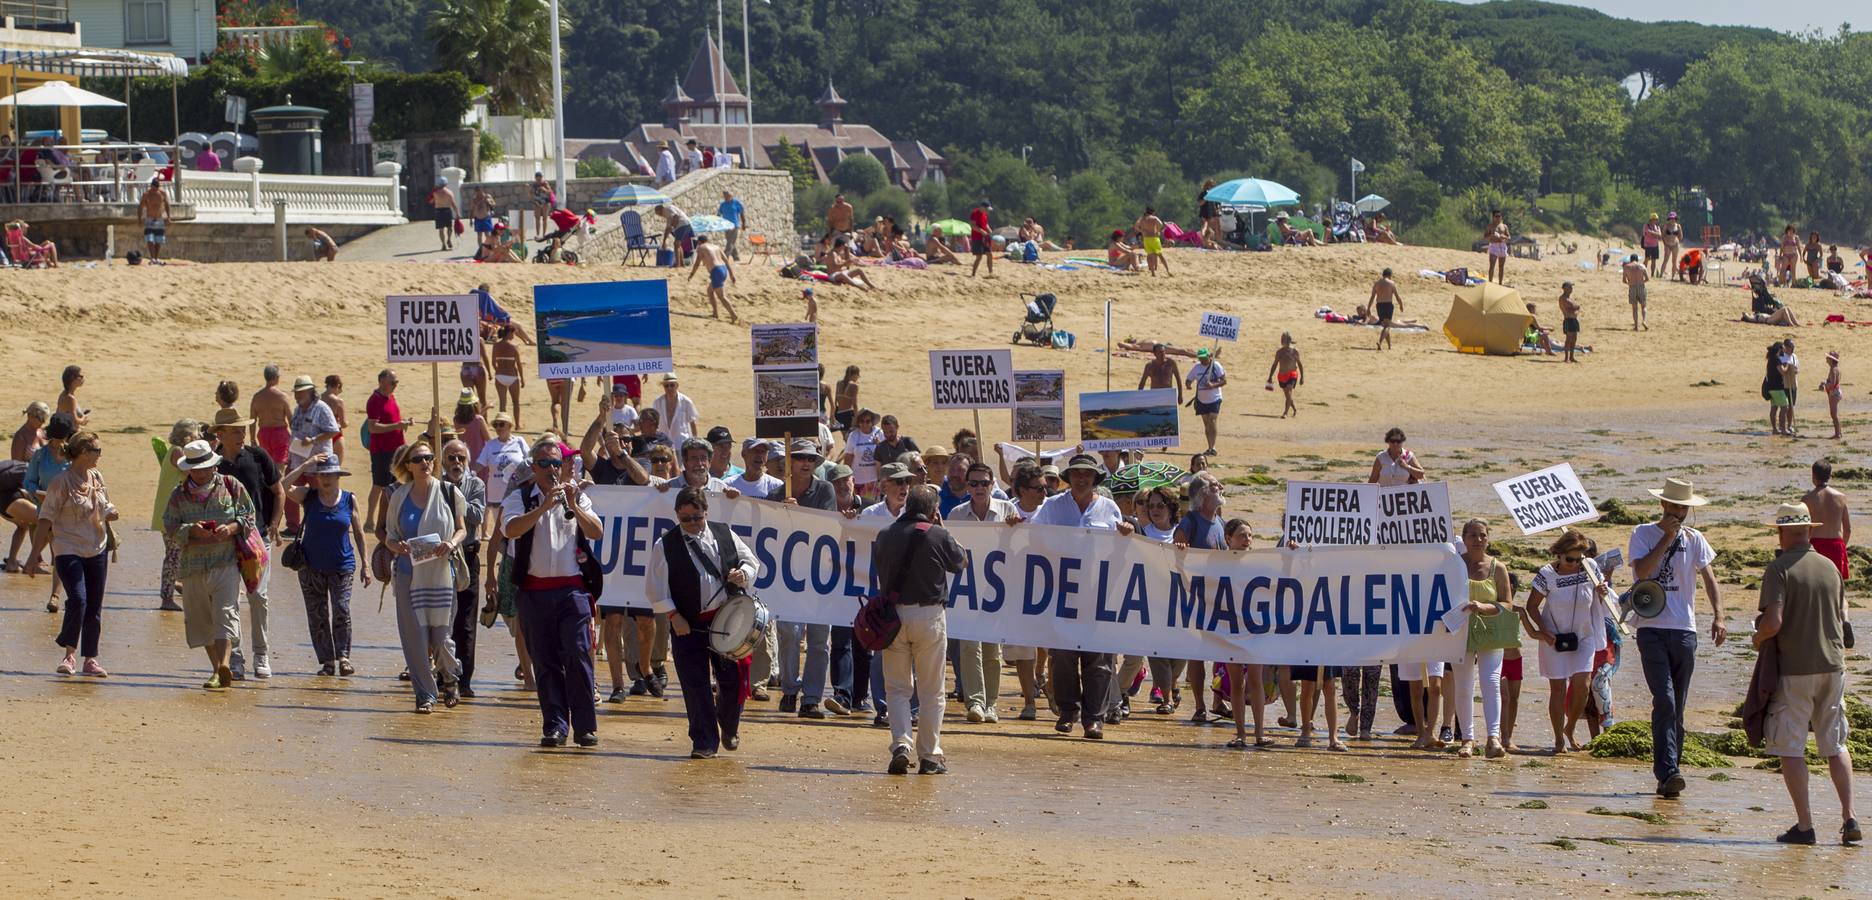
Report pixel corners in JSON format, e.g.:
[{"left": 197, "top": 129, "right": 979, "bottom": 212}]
[
  {"left": 1025, "top": 453, "right": 1134, "bottom": 739},
  {"left": 384, "top": 441, "right": 468, "bottom": 713},
  {"left": 162, "top": 439, "right": 257, "bottom": 690},
  {"left": 25, "top": 430, "right": 117, "bottom": 677},
  {"left": 1628, "top": 477, "right": 1726, "bottom": 799},
  {"left": 283, "top": 453, "right": 369, "bottom": 676}
]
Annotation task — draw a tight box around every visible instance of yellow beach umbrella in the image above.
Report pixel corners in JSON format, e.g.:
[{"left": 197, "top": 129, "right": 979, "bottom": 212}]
[{"left": 1442, "top": 282, "right": 1531, "bottom": 356}]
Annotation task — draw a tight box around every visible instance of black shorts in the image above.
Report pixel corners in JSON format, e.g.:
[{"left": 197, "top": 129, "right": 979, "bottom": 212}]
[
  {"left": 1376, "top": 302, "right": 1394, "bottom": 322},
  {"left": 369, "top": 451, "right": 397, "bottom": 487},
  {"left": 1644, "top": 245, "right": 1659, "bottom": 261},
  {"left": 435, "top": 207, "right": 455, "bottom": 226},
  {"left": 1562, "top": 317, "right": 1579, "bottom": 335},
  {"left": 970, "top": 237, "right": 989, "bottom": 256},
  {"left": 1194, "top": 398, "right": 1221, "bottom": 416}
]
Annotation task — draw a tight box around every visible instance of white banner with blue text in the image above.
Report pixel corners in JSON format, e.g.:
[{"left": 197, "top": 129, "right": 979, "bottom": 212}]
[{"left": 586, "top": 487, "right": 1468, "bottom": 665}]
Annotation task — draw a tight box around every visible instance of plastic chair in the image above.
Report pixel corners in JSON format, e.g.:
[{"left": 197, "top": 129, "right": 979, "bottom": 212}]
[
  {"left": 746, "top": 232, "right": 772, "bottom": 264},
  {"left": 620, "top": 209, "right": 657, "bottom": 266}
]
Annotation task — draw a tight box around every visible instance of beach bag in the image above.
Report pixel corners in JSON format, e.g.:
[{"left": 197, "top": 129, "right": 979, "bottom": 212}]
[
  {"left": 453, "top": 219, "right": 465, "bottom": 236},
  {"left": 1467, "top": 605, "right": 1521, "bottom": 653},
  {"left": 854, "top": 524, "right": 928, "bottom": 652},
  {"left": 233, "top": 520, "right": 268, "bottom": 592},
  {"left": 1445, "top": 267, "right": 1469, "bottom": 286},
  {"left": 359, "top": 421, "right": 371, "bottom": 451}
]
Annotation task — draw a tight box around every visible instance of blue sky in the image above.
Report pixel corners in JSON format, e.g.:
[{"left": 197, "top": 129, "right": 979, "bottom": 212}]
[{"left": 1449, "top": 0, "right": 1856, "bottom": 34}]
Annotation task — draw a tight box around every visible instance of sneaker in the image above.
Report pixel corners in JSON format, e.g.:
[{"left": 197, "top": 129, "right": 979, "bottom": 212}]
[
  {"left": 855, "top": 699, "right": 875, "bottom": 713},
  {"left": 653, "top": 666, "right": 669, "bottom": 691},
  {"left": 1776, "top": 825, "right": 1817, "bottom": 845},
  {"left": 888, "top": 747, "right": 911, "bottom": 775},
  {"left": 872, "top": 712, "right": 889, "bottom": 728},
  {"left": 751, "top": 684, "right": 771, "bottom": 702},
  {"left": 55, "top": 656, "right": 75, "bottom": 675},
  {"left": 918, "top": 758, "right": 948, "bottom": 775},
  {"left": 823, "top": 697, "right": 850, "bottom": 716},
  {"left": 338, "top": 659, "right": 356, "bottom": 676},
  {"left": 318, "top": 663, "right": 337, "bottom": 676},
  {"left": 966, "top": 703, "right": 986, "bottom": 723},
  {"left": 606, "top": 688, "right": 627, "bottom": 704},
  {"left": 254, "top": 655, "right": 272, "bottom": 679},
  {"left": 1149, "top": 687, "right": 1165, "bottom": 705},
  {"left": 779, "top": 694, "right": 799, "bottom": 713},
  {"left": 1018, "top": 701, "right": 1038, "bottom": 721},
  {"left": 799, "top": 703, "right": 827, "bottom": 719},
  {"left": 81, "top": 659, "right": 107, "bottom": 678},
  {"left": 228, "top": 666, "right": 246, "bottom": 682},
  {"left": 983, "top": 706, "right": 1000, "bottom": 724},
  {"left": 415, "top": 698, "right": 434, "bottom": 714},
  {"left": 1102, "top": 709, "right": 1122, "bottom": 725},
  {"left": 646, "top": 677, "right": 666, "bottom": 699},
  {"left": 1438, "top": 725, "right": 1453, "bottom": 743},
  {"left": 1842, "top": 818, "right": 1862, "bottom": 844},
  {"left": 628, "top": 677, "right": 649, "bottom": 696},
  {"left": 1155, "top": 701, "right": 1173, "bottom": 715},
  {"left": 230, "top": 651, "right": 246, "bottom": 674},
  {"left": 1659, "top": 774, "right": 1686, "bottom": 799}
]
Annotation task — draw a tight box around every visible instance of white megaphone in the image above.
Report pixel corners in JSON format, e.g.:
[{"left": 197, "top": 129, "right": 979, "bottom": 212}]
[{"left": 1617, "top": 580, "right": 1668, "bottom": 622}]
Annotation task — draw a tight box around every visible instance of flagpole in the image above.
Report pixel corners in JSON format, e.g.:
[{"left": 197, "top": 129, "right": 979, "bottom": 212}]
[
  {"left": 742, "top": 0, "right": 754, "bottom": 168},
  {"left": 716, "top": 1, "right": 728, "bottom": 153}
]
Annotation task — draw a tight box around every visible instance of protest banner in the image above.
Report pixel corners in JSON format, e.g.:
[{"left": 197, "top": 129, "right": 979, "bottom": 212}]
[
  {"left": 929, "top": 349, "right": 1014, "bottom": 409},
  {"left": 534, "top": 280, "right": 673, "bottom": 378},
  {"left": 1078, "top": 388, "right": 1179, "bottom": 451},
  {"left": 1199, "top": 311, "right": 1241, "bottom": 342},
  {"left": 590, "top": 487, "right": 1468, "bottom": 665},
  {"left": 749, "top": 324, "right": 818, "bottom": 370},
  {"left": 1011, "top": 370, "right": 1067, "bottom": 442},
  {"left": 385, "top": 294, "right": 479, "bottom": 363},
  {"left": 1283, "top": 481, "right": 1453, "bottom": 546},
  {"left": 1493, "top": 463, "right": 1596, "bottom": 535}
]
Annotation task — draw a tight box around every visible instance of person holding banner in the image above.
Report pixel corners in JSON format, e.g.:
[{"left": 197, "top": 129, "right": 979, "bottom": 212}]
[
  {"left": 1455, "top": 518, "right": 1512, "bottom": 759},
  {"left": 1030, "top": 454, "right": 1133, "bottom": 739},
  {"left": 948, "top": 460, "right": 1017, "bottom": 723},
  {"left": 1628, "top": 478, "right": 1725, "bottom": 799},
  {"left": 1526, "top": 529, "right": 1608, "bottom": 754},
  {"left": 648, "top": 486, "right": 761, "bottom": 759}
]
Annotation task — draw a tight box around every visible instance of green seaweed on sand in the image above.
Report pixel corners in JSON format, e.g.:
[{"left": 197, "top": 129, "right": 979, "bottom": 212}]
[
  {"left": 1515, "top": 800, "right": 1549, "bottom": 809},
  {"left": 1593, "top": 498, "right": 1646, "bottom": 526},
  {"left": 1588, "top": 721, "right": 1731, "bottom": 768},
  {"left": 1587, "top": 806, "right": 1668, "bottom": 825},
  {"left": 1542, "top": 838, "right": 1577, "bottom": 850}
]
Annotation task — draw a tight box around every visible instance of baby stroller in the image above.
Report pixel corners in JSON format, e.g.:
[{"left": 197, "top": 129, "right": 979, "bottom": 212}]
[
  {"left": 1330, "top": 201, "right": 1365, "bottom": 243},
  {"left": 1013, "top": 292, "right": 1058, "bottom": 347}
]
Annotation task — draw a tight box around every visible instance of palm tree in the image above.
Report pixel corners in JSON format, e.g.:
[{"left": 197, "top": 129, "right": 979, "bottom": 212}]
[{"left": 428, "top": 0, "right": 568, "bottom": 115}]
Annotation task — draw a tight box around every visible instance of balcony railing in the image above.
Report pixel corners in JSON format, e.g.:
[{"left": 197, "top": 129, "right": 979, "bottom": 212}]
[
  {"left": 1, "top": 0, "right": 71, "bottom": 28},
  {"left": 1, "top": 142, "right": 182, "bottom": 204}
]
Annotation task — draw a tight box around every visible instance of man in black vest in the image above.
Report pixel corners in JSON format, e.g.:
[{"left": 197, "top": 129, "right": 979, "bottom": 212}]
[
  {"left": 500, "top": 440, "right": 603, "bottom": 747},
  {"left": 647, "top": 486, "right": 762, "bottom": 758}
]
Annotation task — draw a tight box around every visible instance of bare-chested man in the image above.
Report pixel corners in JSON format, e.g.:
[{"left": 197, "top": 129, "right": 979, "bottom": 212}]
[
  {"left": 490, "top": 325, "right": 525, "bottom": 428},
  {"left": 1266, "top": 332, "right": 1304, "bottom": 418},
  {"left": 250, "top": 364, "right": 294, "bottom": 477},
  {"left": 322, "top": 375, "right": 348, "bottom": 463},
  {"left": 1134, "top": 207, "right": 1171, "bottom": 277},
  {"left": 826, "top": 194, "right": 855, "bottom": 239},
  {"left": 1483, "top": 210, "right": 1510, "bottom": 284},
  {"left": 139, "top": 177, "right": 169, "bottom": 261},
  {"left": 1802, "top": 459, "right": 1853, "bottom": 589},
  {"left": 304, "top": 227, "right": 337, "bottom": 261},
  {"left": 1138, "top": 343, "right": 1184, "bottom": 404},
  {"left": 686, "top": 234, "right": 739, "bottom": 323},
  {"left": 1371, "top": 268, "right": 1403, "bottom": 351}
]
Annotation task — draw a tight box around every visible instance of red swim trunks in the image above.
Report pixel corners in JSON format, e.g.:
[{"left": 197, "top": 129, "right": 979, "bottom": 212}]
[
  {"left": 1811, "top": 537, "right": 1850, "bottom": 582},
  {"left": 257, "top": 424, "right": 290, "bottom": 466},
  {"left": 1501, "top": 655, "right": 1523, "bottom": 682},
  {"left": 1278, "top": 371, "right": 1299, "bottom": 386}
]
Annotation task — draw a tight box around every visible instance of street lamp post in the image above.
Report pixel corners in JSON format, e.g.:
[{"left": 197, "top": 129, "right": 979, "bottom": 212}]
[
  {"left": 549, "top": 0, "right": 567, "bottom": 204},
  {"left": 741, "top": 0, "right": 754, "bottom": 167}
]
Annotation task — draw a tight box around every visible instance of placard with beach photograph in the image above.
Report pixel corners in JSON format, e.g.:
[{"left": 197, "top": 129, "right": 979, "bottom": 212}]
[
  {"left": 1078, "top": 388, "right": 1180, "bottom": 451},
  {"left": 533, "top": 280, "right": 672, "bottom": 378},
  {"left": 753, "top": 367, "right": 821, "bottom": 439},
  {"left": 1011, "top": 370, "right": 1067, "bottom": 442},
  {"left": 750, "top": 323, "right": 819, "bottom": 371}
]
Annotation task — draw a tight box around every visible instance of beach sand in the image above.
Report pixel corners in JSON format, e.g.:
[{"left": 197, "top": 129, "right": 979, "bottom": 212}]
[{"left": 2, "top": 245, "right": 1868, "bottom": 895}]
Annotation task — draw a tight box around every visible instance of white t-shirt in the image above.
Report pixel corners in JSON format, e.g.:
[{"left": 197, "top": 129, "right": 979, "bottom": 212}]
[
  {"left": 1627, "top": 523, "right": 1716, "bottom": 632},
  {"left": 476, "top": 435, "right": 531, "bottom": 502},
  {"left": 726, "top": 472, "right": 783, "bottom": 499},
  {"left": 610, "top": 404, "right": 639, "bottom": 430},
  {"left": 1032, "top": 491, "right": 1125, "bottom": 530},
  {"left": 500, "top": 484, "right": 595, "bottom": 579},
  {"left": 844, "top": 427, "right": 884, "bottom": 485},
  {"left": 860, "top": 499, "right": 904, "bottom": 519},
  {"left": 1142, "top": 522, "right": 1177, "bottom": 543},
  {"left": 652, "top": 392, "right": 700, "bottom": 445},
  {"left": 1187, "top": 360, "right": 1225, "bottom": 403}
]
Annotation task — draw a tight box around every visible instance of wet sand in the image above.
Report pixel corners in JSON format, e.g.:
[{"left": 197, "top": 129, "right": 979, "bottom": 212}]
[{"left": 1, "top": 248, "right": 1869, "bottom": 894}]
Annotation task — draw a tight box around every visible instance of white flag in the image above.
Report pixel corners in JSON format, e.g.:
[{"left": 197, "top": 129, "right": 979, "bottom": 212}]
[{"left": 1350, "top": 158, "right": 1366, "bottom": 174}]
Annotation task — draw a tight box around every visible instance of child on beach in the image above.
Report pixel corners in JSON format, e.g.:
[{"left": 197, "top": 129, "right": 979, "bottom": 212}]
[
  {"left": 1265, "top": 332, "right": 1304, "bottom": 418},
  {"left": 1558, "top": 282, "right": 1581, "bottom": 363}
]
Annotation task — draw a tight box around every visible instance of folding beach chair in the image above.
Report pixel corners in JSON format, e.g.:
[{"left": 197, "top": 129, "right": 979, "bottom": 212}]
[{"left": 620, "top": 210, "right": 657, "bottom": 266}]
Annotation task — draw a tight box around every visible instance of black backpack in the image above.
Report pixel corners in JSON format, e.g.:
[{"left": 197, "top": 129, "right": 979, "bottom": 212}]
[{"left": 512, "top": 481, "right": 605, "bottom": 598}]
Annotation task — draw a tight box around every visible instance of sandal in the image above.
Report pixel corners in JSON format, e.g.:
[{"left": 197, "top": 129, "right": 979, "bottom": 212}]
[
  {"left": 1226, "top": 737, "right": 1248, "bottom": 750},
  {"left": 2, "top": 558, "right": 18, "bottom": 573},
  {"left": 1328, "top": 740, "right": 1349, "bottom": 752},
  {"left": 1255, "top": 738, "right": 1276, "bottom": 748}
]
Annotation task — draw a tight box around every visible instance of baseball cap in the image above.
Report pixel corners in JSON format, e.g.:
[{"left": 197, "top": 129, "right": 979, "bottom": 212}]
[
  {"left": 880, "top": 462, "right": 914, "bottom": 482},
  {"left": 706, "top": 426, "right": 733, "bottom": 445},
  {"left": 827, "top": 463, "right": 854, "bottom": 482},
  {"left": 741, "top": 437, "right": 768, "bottom": 452}
]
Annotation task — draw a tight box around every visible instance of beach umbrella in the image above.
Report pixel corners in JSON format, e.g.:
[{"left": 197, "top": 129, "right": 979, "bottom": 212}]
[
  {"left": 688, "top": 214, "right": 734, "bottom": 234},
  {"left": 594, "top": 184, "right": 669, "bottom": 209},
  {"left": 1442, "top": 282, "right": 1531, "bottom": 356},
  {"left": 1203, "top": 178, "right": 1300, "bottom": 208},
  {"left": 1354, "top": 194, "right": 1390, "bottom": 214},
  {"left": 929, "top": 218, "right": 971, "bottom": 236},
  {"left": 1106, "top": 461, "right": 1187, "bottom": 495},
  {"left": 0, "top": 81, "right": 126, "bottom": 108}
]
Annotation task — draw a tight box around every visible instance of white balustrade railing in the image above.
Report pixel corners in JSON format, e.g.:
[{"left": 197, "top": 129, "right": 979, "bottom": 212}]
[{"left": 181, "top": 163, "right": 406, "bottom": 225}]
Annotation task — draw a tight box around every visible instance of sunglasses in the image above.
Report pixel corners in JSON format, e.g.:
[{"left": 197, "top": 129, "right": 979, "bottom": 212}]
[
  {"left": 678, "top": 514, "right": 707, "bottom": 523},
  {"left": 533, "top": 458, "right": 564, "bottom": 468},
  {"left": 409, "top": 454, "right": 434, "bottom": 464},
  {"left": 445, "top": 454, "right": 468, "bottom": 462},
  {"left": 1563, "top": 555, "right": 1584, "bottom": 564},
  {"left": 1386, "top": 439, "right": 1403, "bottom": 444},
  {"left": 967, "top": 479, "right": 993, "bottom": 487}
]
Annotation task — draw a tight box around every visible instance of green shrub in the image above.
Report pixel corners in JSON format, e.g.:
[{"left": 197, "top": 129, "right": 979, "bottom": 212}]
[{"left": 831, "top": 154, "right": 888, "bottom": 195}]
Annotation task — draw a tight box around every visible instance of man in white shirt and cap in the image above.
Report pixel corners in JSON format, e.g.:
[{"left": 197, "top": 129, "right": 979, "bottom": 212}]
[{"left": 1026, "top": 454, "right": 1133, "bottom": 739}]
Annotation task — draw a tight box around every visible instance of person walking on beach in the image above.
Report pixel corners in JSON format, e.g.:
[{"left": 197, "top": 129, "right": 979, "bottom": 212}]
[
  {"left": 877, "top": 485, "right": 966, "bottom": 774},
  {"left": 384, "top": 442, "right": 467, "bottom": 714},
  {"left": 648, "top": 486, "right": 759, "bottom": 758},
  {"left": 1484, "top": 210, "right": 1510, "bottom": 284},
  {"left": 1371, "top": 269, "right": 1403, "bottom": 350},
  {"left": 490, "top": 327, "right": 524, "bottom": 429},
  {"left": 1802, "top": 460, "right": 1851, "bottom": 585},
  {"left": 321, "top": 375, "right": 348, "bottom": 464},
  {"left": 140, "top": 177, "right": 169, "bottom": 262},
  {"left": 687, "top": 234, "right": 739, "bottom": 323},
  {"left": 1662, "top": 212, "right": 1684, "bottom": 280},
  {"left": 470, "top": 187, "right": 494, "bottom": 249},
  {"left": 1029, "top": 455, "right": 1133, "bottom": 739},
  {"left": 1525, "top": 528, "right": 1607, "bottom": 754},
  {"left": 1821, "top": 351, "right": 1842, "bottom": 439},
  {"left": 1629, "top": 477, "right": 1726, "bottom": 799},
  {"left": 1780, "top": 339, "right": 1802, "bottom": 436},
  {"left": 213, "top": 408, "right": 282, "bottom": 680},
  {"left": 1135, "top": 207, "right": 1171, "bottom": 277},
  {"left": 1185, "top": 348, "right": 1225, "bottom": 457},
  {"left": 286, "top": 375, "right": 339, "bottom": 537},
  {"left": 505, "top": 440, "right": 604, "bottom": 747},
  {"left": 163, "top": 440, "right": 255, "bottom": 690},
  {"left": 1558, "top": 282, "right": 1581, "bottom": 363},
  {"left": 428, "top": 178, "right": 457, "bottom": 251},
  {"left": 440, "top": 440, "right": 486, "bottom": 696},
  {"left": 364, "top": 369, "right": 411, "bottom": 533},
  {"left": 26, "top": 431, "right": 115, "bottom": 677},
  {"left": 1642, "top": 213, "right": 1664, "bottom": 277},
  {"left": 1266, "top": 332, "right": 1303, "bottom": 418},
  {"left": 718, "top": 189, "right": 745, "bottom": 260},
  {"left": 283, "top": 454, "right": 365, "bottom": 677},
  {"left": 57, "top": 365, "right": 88, "bottom": 429},
  {"left": 1139, "top": 343, "right": 1184, "bottom": 404},
  {"left": 1753, "top": 501, "right": 1857, "bottom": 845},
  {"left": 968, "top": 199, "right": 994, "bottom": 279},
  {"left": 1622, "top": 254, "right": 1649, "bottom": 331},
  {"left": 251, "top": 364, "right": 292, "bottom": 468}
]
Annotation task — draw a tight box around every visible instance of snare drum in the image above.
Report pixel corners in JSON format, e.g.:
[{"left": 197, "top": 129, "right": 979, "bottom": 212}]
[{"left": 708, "top": 593, "right": 772, "bottom": 660}]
